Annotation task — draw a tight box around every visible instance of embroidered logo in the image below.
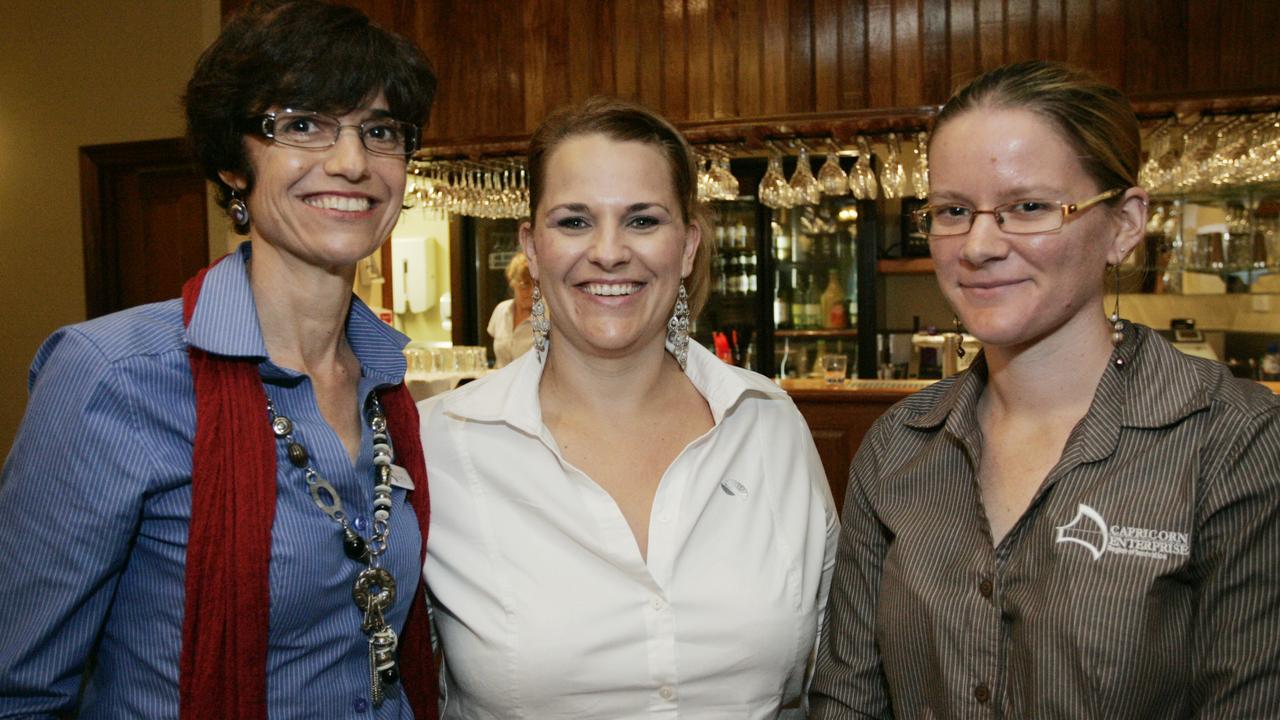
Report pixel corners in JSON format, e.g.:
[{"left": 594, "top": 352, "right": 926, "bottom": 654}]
[
  {"left": 1055, "top": 503, "right": 1190, "bottom": 561},
  {"left": 720, "top": 479, "right": 749, "bottom": 498}
]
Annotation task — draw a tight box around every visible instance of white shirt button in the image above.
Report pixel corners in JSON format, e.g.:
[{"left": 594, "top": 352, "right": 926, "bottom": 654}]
[
  {"left": 658, "top": 685, "right": 675, "bottom": 701},
  {"left": 650, "top": 595, "right": 666, "bottom": 610}
]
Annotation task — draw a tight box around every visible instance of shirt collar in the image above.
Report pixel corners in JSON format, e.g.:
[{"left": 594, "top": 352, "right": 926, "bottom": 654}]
[
  {"left": 185, "top": 241, "right": 409, "bottom": 385},
  {"left": 903, "top": 322, "right": 1212, "bottom": 461},
  {"left": 441, "top": 341, "right": 788, "bottom": 434}
]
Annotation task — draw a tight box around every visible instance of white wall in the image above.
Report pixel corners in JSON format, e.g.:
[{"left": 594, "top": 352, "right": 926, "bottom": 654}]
[{"left": 0, "top": 0, "right": 221, "bottom": 454}]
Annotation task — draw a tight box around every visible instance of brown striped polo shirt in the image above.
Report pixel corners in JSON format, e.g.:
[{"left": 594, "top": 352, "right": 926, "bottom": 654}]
[{"left": 810, "top": 322, "right": 1280, "bottom": 719}]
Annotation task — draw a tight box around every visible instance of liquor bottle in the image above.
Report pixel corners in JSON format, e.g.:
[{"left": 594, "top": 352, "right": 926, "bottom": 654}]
[
  {"left": 792, "top": 233, "right": 809, "bottom": 263},
  {"left": 734, "top": 221, "right": 749, "bottom": 251},
  {"left": 791, "top": 271, "right": 808, "bottom": 329},
  {"left": 821, "top": 268, "right": 847, "bottom": 329},
  {"left": 711, "top": 252, "right": 725, "bottom": 295},
  {"left": 805, "top": 273, "right": 822, "bottom": 329},
  {"left": 843, "top": 230, "right": 858, "bottom": 324},
  {"left": 725, "top": 253, "right": 740, "bottom": 295},
  {"left": 745, "top": 251, "right": 758, "bottom": 294},
  {"left": 773, "top": 271, "right": 793, "bottom": 329}
]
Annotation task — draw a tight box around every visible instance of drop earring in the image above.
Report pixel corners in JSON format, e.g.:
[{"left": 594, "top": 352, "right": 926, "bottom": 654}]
[
  {"left": 953, "top": 315, "right": 966, "bottom": 358},
  {"left": 228, "top": 190, "right": 250, "bottom": 232},
  {"left": 666, "top": 282, "right": 690, "bottom": 370},
  {"left": 531, "top": 284, "right": 550, "bottom": 362},
  {"left": 1108, "top": 264, "right": 1124, "bottom": 347}
]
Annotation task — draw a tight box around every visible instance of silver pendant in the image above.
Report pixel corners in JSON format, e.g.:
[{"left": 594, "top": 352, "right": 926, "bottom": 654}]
[
  {"left": 368, "top": 627, "right": 399, "bottom": 707},
  {"left": 369, "top": 637, "right": 385, "bottom": 707}
]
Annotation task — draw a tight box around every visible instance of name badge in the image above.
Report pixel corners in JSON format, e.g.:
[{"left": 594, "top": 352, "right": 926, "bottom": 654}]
[{"left": 389, "top": 464, "right": 415, "bottom": 491}]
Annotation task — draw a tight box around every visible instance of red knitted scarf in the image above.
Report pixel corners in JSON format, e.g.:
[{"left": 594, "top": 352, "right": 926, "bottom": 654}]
[{"left": 177, "top": 259, "right": 437, "bottom": 718}]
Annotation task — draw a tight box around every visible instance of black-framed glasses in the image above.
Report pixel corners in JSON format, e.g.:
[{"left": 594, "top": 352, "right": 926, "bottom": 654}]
[
  {"left": 915, "top": 187, "right": 1125, "bottom": 236},
  {"left": 245, "top": 109, "right": 419, "bottom": 158}
]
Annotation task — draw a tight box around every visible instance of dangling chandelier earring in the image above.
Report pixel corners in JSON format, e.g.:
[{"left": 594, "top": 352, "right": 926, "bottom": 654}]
[
  {"left": 531, "top": 284, "right": 550, "bottom": 362},
  {"left": 228, "top": 189, "right": 251, "bottom": 233},
  {"left": 666, "top": 281, "right": 690, "bottom": 370}
]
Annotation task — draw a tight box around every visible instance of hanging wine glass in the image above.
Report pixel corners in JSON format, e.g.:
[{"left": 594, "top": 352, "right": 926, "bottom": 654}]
[
  {"left": 696, "top": 153, "right": 715, "bottom": 202},
  {"left": 711, "top": 153, "right": 740, "bottom": 200},
  {"left": 817, "top": 141, "right": 849, "bottom": 196},
  {"left": 879, "top": 133, "right": 907, "bottom": 200},
  {"left": 758, "top": 151, "right": 791, "bottom": 209},
  {"left": 789, "top": 144, "right": 823, "bottom": 206},
  {"left": 855, "top": 136, "right": 879, "bottom": 200},
  {"left": 910, "top": 132, "right": 930, "bottom": 198}
]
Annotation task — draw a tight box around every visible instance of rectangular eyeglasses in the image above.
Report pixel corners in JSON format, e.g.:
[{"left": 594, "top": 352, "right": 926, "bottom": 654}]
[
  {"left": 246, "top": 109, "right": 419, "bottom": 158},
  {"left": 915, "top": 187, "right": 1125, "bottom": 236}
]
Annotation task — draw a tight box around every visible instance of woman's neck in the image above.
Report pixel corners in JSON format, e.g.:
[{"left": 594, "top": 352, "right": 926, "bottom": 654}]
[
  {"left": 539, "top": 336, "right": 682, "bottom": 421},
  {"left": 980, "top": 311, "right": 1115, "bottom": 422},
  {"left": 248, "top": 239, "right": 358, "bottom": 376}
]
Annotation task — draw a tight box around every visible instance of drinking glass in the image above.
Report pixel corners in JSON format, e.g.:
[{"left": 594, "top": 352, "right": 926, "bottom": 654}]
[
  {"left": 789, "top": 145, "right": 823, "bottom": 206},
  {"left": 822, "top": 354, "right": 848, "bottom": 385},
  {"left": 817, "top": 144, "right": 850, "bottom": 196},
  {"left": 909, "top": 132, "right": 930, "bottom": 198},
  {"left": 711, "top": 154, "right": 740, "bottom": 199},
  {"left": 854, "top": 136, "right": 879, "bottom": 200},
  {"left": 879, "top": 133, "right": 907, "bottom": 200},
  {"left": 758, "top": 152, "right": 792, "bottom": 209}
]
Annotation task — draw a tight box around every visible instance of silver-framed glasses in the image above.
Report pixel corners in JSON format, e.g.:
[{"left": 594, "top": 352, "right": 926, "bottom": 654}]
[{"left": 247, "top": 109, "right": 419, "bottom": 157}]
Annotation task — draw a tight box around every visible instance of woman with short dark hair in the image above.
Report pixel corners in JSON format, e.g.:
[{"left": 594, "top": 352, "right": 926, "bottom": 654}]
[{"left": 0, "top": 1, "right": 440, "bottom": 717}]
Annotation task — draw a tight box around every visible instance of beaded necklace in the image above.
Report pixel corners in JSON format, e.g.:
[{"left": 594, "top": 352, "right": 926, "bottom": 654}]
[{"left": 265, "top": 393, "right": 400, "bottom": 707}]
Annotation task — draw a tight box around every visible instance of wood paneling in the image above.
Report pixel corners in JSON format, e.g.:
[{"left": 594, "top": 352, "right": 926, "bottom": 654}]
[
  {"left": 220, "top": 0, "right": 1280, "bottom": 149},
  {"left": 791, "top": 390, "right": 907, "bottom": 515}
]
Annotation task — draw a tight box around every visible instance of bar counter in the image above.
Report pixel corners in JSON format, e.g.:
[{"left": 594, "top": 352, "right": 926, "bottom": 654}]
[{"left": 782, "top": 378, "right": 1280, "bottom": 515}]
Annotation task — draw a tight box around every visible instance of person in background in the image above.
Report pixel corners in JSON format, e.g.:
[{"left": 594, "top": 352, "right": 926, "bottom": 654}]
[
  {"left": 419, "top": 97, "right": 838, "bottom": 718},
  {"left": 810, "top": 60, "right": 1280, "bottom": 718},
  {"left": 0, "top": 1, "right": 441, "bottom": 717},
  {"left": 486, "top": 251, "right": 535, "bottom": 367}
]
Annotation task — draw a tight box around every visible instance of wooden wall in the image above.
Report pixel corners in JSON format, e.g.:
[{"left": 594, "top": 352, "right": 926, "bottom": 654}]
[{"left": 221, "top": 0, "right": 1280, "bottom": 147}]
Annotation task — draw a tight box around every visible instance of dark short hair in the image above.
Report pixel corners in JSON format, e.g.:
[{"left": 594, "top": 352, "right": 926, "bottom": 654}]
[
  {"left": 525, "top": 97, "right": 711, "bottom": 317},
  {"left": 184, "top": 0, "right": 436, "bottom": 217},
  {"left": 931, "top": 60, "right": 1139, "bottom": 198}
]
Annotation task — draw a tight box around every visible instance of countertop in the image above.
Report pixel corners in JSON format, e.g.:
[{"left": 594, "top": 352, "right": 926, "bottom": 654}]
[{"left": 780, "top": 377, "right": 1280, "bottom": 398}]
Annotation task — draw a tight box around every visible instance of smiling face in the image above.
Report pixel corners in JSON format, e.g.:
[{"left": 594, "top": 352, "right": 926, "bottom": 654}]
[
  {"left": 221, "top": 92, "right": 407, "bottom": 272},
  {"left": 927, "top": 107, "right": 1145, "bottom": 353},
  {"left": 520, "top": 133, "right": 700, "bottom": 363}
]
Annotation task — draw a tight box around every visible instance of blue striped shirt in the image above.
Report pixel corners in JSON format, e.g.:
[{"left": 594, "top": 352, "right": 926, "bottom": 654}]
[{"left": 0, "top": 243, "right": 423, "bottom": 719}]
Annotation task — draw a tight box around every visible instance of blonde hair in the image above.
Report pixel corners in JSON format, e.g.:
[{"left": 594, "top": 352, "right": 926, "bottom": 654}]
[
  {"left": 932, "top": 60, "right": 1140, "bottom": 197},
  {"left": 504, "top": 251, "right": 532, "bottom": 288},
  {"left": 526, "top": 97, "right": 710, "bottom": 317}
]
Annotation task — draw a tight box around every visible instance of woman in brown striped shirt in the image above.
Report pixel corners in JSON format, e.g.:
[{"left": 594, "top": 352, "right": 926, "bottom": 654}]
[{"left": 811, "top": 60, "right": 1280, "bottom": 718}]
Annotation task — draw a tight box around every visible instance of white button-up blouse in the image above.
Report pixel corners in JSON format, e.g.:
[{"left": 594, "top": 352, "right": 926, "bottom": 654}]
[{"left": 420, "top": 342, "right": 838, "bottom": 719}]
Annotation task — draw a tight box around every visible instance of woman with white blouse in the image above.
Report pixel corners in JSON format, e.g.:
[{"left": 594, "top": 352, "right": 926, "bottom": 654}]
[
  {"left": 486, "top": 252, "right": 535, "bottom": 367},
  {"left": 419, "top": 97, "right": 838, "bottom": 718}
]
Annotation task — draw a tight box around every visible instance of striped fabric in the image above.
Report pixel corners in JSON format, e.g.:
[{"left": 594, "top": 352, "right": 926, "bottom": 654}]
[
  {"left": 810, "top": 322, "right": 1280, "bottom": 719},
  {"left": 0, "top": 243, "right": 423, "bottom": 719}
]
